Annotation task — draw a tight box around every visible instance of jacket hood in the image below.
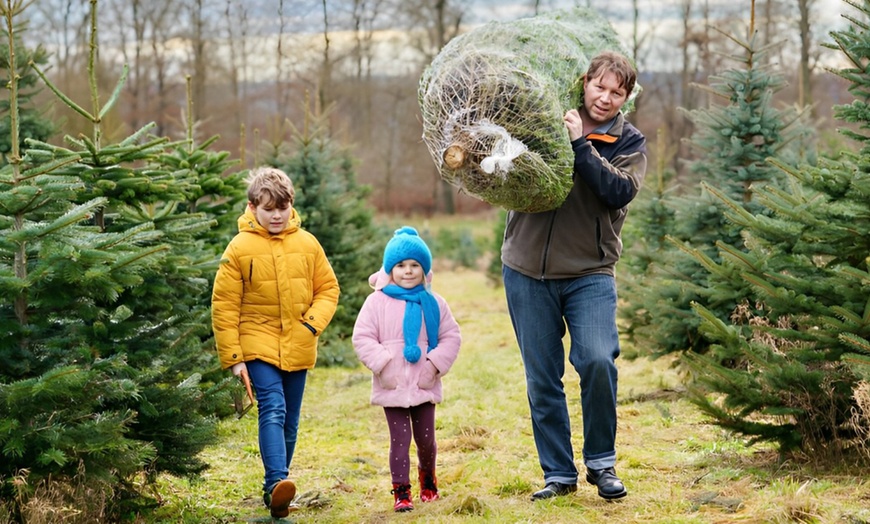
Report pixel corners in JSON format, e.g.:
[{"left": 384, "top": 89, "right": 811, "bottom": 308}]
[{"left": 237, "top": 207, "right": 301, "bottom": 238}]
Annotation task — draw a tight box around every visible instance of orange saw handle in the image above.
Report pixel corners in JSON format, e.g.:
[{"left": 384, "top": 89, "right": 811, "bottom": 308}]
[{"left": 239, "top": 367, "right": 255, "bottom": 406}]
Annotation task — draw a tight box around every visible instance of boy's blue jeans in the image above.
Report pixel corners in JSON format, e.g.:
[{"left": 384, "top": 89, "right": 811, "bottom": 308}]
[
  {"left": 503, "top": 266, "right": 620, "bottom": 485},
  {"left": 246, "top": 360, "right": 307, "bottom": 494}
]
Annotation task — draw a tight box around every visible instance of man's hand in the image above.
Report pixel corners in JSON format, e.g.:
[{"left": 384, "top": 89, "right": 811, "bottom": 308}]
[{"left": 564, "top": 109, "right": 584, "bottom": 141}]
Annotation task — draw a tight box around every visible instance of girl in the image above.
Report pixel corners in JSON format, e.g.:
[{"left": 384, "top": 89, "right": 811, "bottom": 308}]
[{"left": 352, "top": 226, "right": 462, "bottom": 512}]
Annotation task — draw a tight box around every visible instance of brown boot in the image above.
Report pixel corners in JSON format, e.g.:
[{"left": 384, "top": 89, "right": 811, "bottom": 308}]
[
  {"left": 268, "top": 479, "right": 297, "bottom": 518},
  {"left": 418, "top": 468, "right": 440, "bottom": 502},
  {"left": 391, "top": 483, "right": 414, "bottom": 512}
]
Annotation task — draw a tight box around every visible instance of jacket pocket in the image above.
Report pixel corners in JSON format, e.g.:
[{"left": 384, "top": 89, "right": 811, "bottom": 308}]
[
  {"left": 376, "top": 357, "right": 400, "bottom": 390},
  {"left": 417, "top": 360, "right": 438, "bottom": 390}
]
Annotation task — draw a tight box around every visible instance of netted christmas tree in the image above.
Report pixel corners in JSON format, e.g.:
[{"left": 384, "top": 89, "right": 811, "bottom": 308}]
[
  {"left": 619, "top": 23, "right": 812, "bottom": 360},
  {"left": 679, "top": 0, "right": 870, "bottom": 459},
  {"left": 418, "top": 7, "right": 637, "bottom": 213}
]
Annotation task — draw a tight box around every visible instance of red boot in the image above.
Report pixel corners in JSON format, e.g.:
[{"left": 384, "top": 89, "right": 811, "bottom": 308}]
[
  {"left": 391, "top": 483, "right": 414, "bottom": 512},
  {"left": 419, "top": 469, "right": 440, "bottom": 502}
]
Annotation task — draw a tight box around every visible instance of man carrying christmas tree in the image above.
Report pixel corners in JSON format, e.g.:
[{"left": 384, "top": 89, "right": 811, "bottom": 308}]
[{"left": 501, "top": 50, "right": 647, "bottom": 502}]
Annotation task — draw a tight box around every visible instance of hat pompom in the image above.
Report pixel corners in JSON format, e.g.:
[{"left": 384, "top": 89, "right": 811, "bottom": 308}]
[
  {"left": 394, "top": 226, "right": 419, "bottom": 237},
  {"left": 404, "top": 344, "right": 422, "bottom": 364},
  {"left": 383, "top": 226, "right": 433, "bottom": 275}
]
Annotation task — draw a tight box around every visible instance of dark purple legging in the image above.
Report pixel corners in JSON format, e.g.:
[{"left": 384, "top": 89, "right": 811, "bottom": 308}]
[{"left": 383, "top": 402, "right": 437, "bottom": 484}]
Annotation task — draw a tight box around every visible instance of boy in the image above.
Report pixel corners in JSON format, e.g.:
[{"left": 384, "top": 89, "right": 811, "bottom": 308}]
[{"left": 211, "top": 166, "right": 340, "bottom": 518}]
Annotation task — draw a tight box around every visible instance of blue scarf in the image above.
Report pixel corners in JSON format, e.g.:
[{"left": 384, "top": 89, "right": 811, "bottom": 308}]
[{"left": 381, "top": 284, "right": 441, "bottom": 363}]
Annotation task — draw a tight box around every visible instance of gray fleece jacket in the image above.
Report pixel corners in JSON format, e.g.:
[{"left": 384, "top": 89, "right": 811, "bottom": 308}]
[{"left": 501, "top": 112, "right": 647, "bottom": 279}]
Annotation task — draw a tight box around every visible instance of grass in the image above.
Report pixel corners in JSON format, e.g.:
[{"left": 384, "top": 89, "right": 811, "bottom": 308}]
[{"left": 144, "top": 265, "right": 870, "bottom": 523}]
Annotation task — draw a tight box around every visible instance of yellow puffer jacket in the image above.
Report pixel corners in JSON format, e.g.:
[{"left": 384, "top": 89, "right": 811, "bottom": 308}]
[{"left": 211, "top": 207, "right": 340, "bottom": 371}]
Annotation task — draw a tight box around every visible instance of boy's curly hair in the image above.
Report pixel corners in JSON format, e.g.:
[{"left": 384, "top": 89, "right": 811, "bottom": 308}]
[{"left": 246, "top": 166, "right": 295, "bottom": 207}]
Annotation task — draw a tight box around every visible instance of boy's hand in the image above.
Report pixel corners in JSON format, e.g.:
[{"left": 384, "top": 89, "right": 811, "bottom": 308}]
[
  {"left": 232, "top": 362, "right": 256, "bottom": 414},
  {"left": 231, "top": 362, "right": 247, "bottom": 377}
]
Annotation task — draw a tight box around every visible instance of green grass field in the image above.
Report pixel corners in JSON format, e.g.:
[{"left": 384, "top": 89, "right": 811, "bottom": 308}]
[{"left": 149, "top": 266, "right": 870, "bottom": 523}]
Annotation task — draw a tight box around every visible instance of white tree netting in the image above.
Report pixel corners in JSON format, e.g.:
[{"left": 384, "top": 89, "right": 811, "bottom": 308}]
[{"left": 418, "top": 7, "right": 636, "bottom": 213}]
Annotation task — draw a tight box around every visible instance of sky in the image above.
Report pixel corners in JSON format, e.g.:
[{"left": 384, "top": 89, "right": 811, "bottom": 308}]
[{"left": 462, "top": 0, "right": 853, "bottom": 72}]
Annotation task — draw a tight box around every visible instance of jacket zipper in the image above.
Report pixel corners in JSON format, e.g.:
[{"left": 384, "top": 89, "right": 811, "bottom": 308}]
[
  {"left": 540, "top": 211, "right": 557, "bottom": 280},
  {"left": 249, "top": 261, "right": 253, "bottom": 282}
]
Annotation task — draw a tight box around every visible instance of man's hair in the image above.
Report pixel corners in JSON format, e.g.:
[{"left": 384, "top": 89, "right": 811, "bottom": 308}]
[
  {"left": 585, "top": 50, "right": 637, "bottom": 95},
  {"left": 246, "top": 166, "right": 295, "bottom": 207}
]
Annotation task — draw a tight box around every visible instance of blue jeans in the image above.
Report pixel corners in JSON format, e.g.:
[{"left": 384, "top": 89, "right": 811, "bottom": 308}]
[
  {"left": 246, "top": 360, "right": 307, "bottom": 493},
  {"left": 503, "top": 266, "right": 620, "bottom": 485}
]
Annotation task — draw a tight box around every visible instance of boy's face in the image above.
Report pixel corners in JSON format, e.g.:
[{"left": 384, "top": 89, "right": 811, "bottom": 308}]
[
  {"left": 248, "top": 200, "right": 292, "bottom": 234},
  {"left": 582, "top": 71, "right": 628, "bottom": 126},
  {"left": 390, "top": 259, "right": 425, "bottom": 289}
]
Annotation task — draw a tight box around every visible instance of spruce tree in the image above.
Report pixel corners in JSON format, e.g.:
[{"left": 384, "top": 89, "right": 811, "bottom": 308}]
[
  {"left": 681, "top": 0, "right": 870, "bottom": 458},
  {"left": 0, "top": 10, "right": 54, "bottom": 166},
  {"left": 620, "top": 22, "right": 812, "bottom": 359},
  {"left": 0, "top": 0, "right": 157, "bottom": 503},
  {"left": 618, "top": 129, "right": 679, "bottom": 358}
]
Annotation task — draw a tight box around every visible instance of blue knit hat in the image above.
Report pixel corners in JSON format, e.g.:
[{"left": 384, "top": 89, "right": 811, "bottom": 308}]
[{"left": 383, "top": 226, "right": 432, "bottom": 275}]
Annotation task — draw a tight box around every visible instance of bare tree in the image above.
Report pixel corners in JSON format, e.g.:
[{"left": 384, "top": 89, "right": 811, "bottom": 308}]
[
  {"left": 319, "top": 0, "right": 332, "bottom": 110},
  {"left": 349, "top": 0, "right": 386, "bottom": 129},
  {"left": 393, "top": 0, "right": 470, "bottom": 213},
  {"left": 32, "top": 0, "right": 89, "bottom": 89},
  {"left": 223, "top": 0, "right": 248, "bottom": 133},
  {"left": 103, "top": 0, "right": 182, "bottom": 135},
  {"left": 797, "top": 0, "right": 816, "bottom": 113},
  {"left": 396, "top": 0, "right": 465, "bottom": 65},
  {"left": 189, "top": 0, "right": 207, "bottom": 124}
]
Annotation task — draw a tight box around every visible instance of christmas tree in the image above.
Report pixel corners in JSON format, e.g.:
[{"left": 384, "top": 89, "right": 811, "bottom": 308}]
[
  {"left": 620, "top": 21, "right": 812, "bottom": 360},
  {"left": 0, "top": 1, "right": 245, "bottom": 517},
  {"left": 682, "top": 0, "right": 870, "bottom": 458}
]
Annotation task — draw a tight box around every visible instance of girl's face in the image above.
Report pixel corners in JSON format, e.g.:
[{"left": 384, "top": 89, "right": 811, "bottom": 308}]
[
  {"left": 249, "top": 199, "right": 292, "bottom": 234},
  {"left": 390, "top": 259, "right": 425, "bottom": 289}
]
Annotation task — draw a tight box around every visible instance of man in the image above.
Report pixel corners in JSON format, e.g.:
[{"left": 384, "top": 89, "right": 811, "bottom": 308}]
[{"left": 501, "top": 50, "right": 647, "bottom": 501}]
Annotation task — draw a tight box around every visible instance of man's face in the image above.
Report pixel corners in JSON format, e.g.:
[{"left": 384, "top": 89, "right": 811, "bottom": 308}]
[{"left": 583, "top": 71, "right": 628, "bottom": 125}]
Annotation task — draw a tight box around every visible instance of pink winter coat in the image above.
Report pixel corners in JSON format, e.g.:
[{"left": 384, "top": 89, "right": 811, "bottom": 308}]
[{"left": 352, "top": 269, "right": 461, "bottom": 408}]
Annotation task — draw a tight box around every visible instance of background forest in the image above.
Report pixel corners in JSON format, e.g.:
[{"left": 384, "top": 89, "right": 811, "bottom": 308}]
[
  {"left": 1, "top": 0, "right": 869, "bottom": 522},
  {"left": 12, "top": 0, "right": 853, "bottom": 214}
]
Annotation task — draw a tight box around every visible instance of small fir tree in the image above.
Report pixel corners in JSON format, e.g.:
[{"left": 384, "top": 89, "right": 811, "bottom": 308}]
[
  {"left": 620, "top": 20, "right": 812, "bottom": 359},
  {"left": 0, "top": 12, "right": 55, "bottom": 166},
  {"left": 618, "top": 128, "right": 679, "bottom": 358},
  {"left": 681, "top": 0, "right": 870, "bottom": 459}
]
